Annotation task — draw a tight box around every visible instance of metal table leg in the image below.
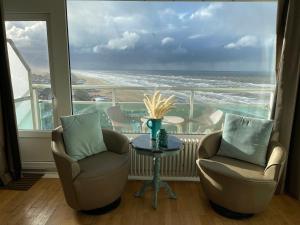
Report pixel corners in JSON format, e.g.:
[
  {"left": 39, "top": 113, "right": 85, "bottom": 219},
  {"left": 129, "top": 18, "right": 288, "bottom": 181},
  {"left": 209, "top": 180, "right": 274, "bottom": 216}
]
[
  {"left": 160, "top": 181, "right": 176, "bottom": 199},
  {"left": 135, "top": 153, "right": 177, "bottom": 209},
  {"left": 134, "top": 180, "right": 152, "bottom": 197},
  {"left": 152, "top": 155, "right": 160, "bottom": 209}
]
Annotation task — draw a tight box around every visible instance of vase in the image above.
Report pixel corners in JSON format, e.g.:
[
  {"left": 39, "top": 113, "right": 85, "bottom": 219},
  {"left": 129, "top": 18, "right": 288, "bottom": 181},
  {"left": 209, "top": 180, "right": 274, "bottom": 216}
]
[
  {"left": 156, "top": 128, "right": 168, "bottom": 148},
  {"left": 146, "top": 118, "right": 162, "bottom": 140}
]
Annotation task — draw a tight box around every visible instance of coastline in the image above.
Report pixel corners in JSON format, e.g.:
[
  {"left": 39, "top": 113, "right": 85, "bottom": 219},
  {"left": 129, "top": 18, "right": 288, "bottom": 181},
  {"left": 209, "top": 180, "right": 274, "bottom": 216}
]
[{"left": 72, "top": 71, "right": 145, "bottom": 102}]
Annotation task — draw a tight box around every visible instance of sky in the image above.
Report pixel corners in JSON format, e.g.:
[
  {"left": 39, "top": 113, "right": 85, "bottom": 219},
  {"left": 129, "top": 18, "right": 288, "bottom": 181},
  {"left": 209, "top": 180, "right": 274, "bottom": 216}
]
[
  {"left": 5, "top": 1, "right": 277, "bottom": 72},
  {"left": 5, "top": 21, "right": 50, "bottom": 73}
]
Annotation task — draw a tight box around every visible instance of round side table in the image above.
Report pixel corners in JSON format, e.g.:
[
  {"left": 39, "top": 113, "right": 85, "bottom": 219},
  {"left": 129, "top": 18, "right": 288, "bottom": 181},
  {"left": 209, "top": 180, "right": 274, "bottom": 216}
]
[{"left": 131, "top": 134, "right": 183, "bottom": 209}]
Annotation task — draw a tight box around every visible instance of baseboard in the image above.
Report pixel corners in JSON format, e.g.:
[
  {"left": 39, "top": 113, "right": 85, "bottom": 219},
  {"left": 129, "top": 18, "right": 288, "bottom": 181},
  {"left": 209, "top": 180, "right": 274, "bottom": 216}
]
[
  {"left": 42, "top": 172, "right": 59, "bottom": 178},
  {"left": 22, "top": 161, "right": 56, "bottom": 171},
  {"left": 128, "top": 175, "right": 199, "bottom": 182},
  {"left": 40, "top": 172, "right": 199, "bottom": 182}
]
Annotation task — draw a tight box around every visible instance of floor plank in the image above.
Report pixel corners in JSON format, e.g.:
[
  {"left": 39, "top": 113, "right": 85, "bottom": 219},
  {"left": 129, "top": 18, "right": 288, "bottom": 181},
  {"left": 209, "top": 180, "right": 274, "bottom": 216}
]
[{"left": 0, "top": 179, "right": 299, "bottom": 225}]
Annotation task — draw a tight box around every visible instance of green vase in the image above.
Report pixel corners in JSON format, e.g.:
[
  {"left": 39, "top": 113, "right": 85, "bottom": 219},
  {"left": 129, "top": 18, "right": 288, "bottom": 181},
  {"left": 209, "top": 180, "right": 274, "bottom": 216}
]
[
  {"left": 146, "top": 118, "right": 162, "bottom": 140},
  {"left": 156, "top": 128, "right": 168, "bottom": 147}
]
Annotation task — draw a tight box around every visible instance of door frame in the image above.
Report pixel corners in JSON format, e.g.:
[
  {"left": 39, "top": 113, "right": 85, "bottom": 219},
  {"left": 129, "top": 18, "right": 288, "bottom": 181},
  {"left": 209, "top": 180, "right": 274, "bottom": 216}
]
[{"left": 3, "top": 0, "right": 71, "bottom": 168}]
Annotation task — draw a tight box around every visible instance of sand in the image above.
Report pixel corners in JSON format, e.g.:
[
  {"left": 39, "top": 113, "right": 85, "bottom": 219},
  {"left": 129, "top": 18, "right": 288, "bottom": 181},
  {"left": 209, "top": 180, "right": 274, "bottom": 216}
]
[{"left": 72, "top": 72, "right": 150, "bottom": 102}]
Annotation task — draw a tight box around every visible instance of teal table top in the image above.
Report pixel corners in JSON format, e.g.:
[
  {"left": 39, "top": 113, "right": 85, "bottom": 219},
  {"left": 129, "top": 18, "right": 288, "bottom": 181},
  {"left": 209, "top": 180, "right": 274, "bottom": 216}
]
[{"left": 131, "top": 134, "right": 182, "bottom": 155}]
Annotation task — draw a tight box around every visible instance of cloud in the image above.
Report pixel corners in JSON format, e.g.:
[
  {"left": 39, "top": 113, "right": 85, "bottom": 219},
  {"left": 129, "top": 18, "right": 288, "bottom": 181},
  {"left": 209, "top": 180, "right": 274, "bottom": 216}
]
[
  {"left": 112, "top": 16, "right": 133, "bottom": 24},
  {"left": 190, "top": 3, "right": 223, "bottom": 19},
  {"left": 188, "top": 34, "right": 206, "bottom": 40},
  {"left": 178, "top": 13, "right": 189, "bottom": 21},
  {"left": 5, "top": 21, "right": 46, "bottom": 47},
  {"left": 166, "top": 24, "right": 176, "bottom": 31},
  {"left": 137, "top": 29, "right": 150, "bottom": 34},
  {"left": 104, "top": 15, "right": 134, "bottom": 25},
  {"left": 107, "top": 32, "right": 140, "bottom": 50},
  {"left": 28, "top": 1, "right": 275, "bottom": 72},
  {"left": 93, "top": 31, "right": 140, "bottom": 52},
  {"left": 160, "top": 8, "right": 177, "bottom": 16},
  {"left": 161, "top": 37, "right": 175, "bottom": 46},
  {"left": 5, "top": 21, "right": 50, "bottom": 71},
  {"left": 224, "top": 35, "right": 258, "bottom": 49},
  {"left": 263, "top": 35, "right": 276, "bottom": 47}
]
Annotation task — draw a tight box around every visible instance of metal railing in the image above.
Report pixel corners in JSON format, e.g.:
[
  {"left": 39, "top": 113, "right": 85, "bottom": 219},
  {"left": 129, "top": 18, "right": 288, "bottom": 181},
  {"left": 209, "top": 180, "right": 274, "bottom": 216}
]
[{"left": 29, "top": 84, "right": 275, "bottom": 131}]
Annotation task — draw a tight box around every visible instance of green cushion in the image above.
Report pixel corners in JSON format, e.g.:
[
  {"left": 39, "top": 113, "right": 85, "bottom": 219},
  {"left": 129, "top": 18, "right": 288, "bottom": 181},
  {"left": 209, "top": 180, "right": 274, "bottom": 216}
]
[
  {"left": 217, "top": 113, "right": 273, "bottom": 166},
  {"left": 60, "top": 112, "right": 107, "bottom": 161}
]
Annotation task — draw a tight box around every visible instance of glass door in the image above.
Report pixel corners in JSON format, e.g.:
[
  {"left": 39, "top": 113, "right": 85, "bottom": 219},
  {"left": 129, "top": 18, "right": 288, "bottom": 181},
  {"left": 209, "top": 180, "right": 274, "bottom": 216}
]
[{"left": 5, "top": 20, "right": 54, "bottom": 130}]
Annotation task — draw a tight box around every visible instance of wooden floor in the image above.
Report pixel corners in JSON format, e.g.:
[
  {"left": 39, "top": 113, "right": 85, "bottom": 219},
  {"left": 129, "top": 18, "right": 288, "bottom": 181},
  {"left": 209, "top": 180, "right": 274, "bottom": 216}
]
[{"left": 0, "top": 179, "right": 300, "bottom": 225}]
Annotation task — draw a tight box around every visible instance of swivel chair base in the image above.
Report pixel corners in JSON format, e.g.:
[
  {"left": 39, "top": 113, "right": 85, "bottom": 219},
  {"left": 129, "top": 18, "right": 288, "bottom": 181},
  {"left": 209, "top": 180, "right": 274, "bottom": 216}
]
[
  {"left": 210, "top": 201, "right": 253, "bottom": 219},
  {"left": 82, "top": 197, "right": 121, "bottom": 215}
]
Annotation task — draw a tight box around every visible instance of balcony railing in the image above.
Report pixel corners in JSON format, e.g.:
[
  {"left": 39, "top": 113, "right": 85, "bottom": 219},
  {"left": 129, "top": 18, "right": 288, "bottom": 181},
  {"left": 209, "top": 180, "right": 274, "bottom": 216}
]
[{"left": 22, "top": 83, "right": 275, "bottom": 133}]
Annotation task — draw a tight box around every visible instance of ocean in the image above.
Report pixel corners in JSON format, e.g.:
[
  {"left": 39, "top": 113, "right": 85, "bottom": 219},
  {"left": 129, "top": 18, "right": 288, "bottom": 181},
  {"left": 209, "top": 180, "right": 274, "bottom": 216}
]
[{"left": 73, "top": 69, "right": 275, "bottom": 107}]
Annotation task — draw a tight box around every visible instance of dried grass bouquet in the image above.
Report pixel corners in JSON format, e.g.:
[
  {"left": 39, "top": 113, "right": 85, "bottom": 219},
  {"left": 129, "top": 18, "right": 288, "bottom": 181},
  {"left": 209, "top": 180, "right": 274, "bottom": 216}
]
[{"left": 143, "top": 91, "right": 175, "bottom": 119}]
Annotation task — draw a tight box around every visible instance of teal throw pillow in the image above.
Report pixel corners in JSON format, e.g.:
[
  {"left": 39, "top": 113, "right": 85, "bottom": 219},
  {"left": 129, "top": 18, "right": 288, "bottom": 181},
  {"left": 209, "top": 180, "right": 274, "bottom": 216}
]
[
  {"left": 217, "top": 113, "right": 273, "bottom": 167},
  {"left": 60, "top": 112, "right": 107, "bottom": 161}
]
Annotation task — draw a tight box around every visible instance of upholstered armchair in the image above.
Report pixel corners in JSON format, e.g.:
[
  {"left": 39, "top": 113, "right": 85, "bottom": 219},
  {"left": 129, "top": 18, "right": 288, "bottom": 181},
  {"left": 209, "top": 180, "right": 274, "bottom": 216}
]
[
  {"left": 51, "top": 126, "right": 130, "bottom": 211},
  {"left": 196, "top": 131, "right": 286, "bottom": 215}
]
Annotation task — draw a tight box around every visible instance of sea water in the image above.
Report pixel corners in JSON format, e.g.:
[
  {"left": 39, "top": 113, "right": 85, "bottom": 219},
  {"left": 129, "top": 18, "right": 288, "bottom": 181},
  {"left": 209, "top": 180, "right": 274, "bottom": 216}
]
[{"left": 73, "top": 69, "right": 275, "bottom": 106}]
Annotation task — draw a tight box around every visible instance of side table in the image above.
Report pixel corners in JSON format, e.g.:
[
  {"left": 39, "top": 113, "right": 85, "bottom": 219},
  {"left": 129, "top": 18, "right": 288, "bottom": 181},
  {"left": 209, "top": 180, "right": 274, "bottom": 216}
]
[{"left": 131, "top": 134, "right": 183, "bottom": 209}]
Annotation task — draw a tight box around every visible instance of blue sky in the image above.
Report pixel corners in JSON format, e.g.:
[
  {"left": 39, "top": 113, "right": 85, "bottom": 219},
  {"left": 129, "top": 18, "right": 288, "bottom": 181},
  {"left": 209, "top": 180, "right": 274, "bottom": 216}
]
[
  {"left": 6, "top": 1, "right": 277, "bottom": 72},
  {"left": 67, "top": 1, "right": 277, "bottom": 72}
]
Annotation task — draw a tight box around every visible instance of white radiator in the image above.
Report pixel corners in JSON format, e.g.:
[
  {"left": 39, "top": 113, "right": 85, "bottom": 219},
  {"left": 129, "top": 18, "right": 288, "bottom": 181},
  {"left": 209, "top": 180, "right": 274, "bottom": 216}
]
[{"left": 129, "top": 138, "right": 200, "bottom": 180}]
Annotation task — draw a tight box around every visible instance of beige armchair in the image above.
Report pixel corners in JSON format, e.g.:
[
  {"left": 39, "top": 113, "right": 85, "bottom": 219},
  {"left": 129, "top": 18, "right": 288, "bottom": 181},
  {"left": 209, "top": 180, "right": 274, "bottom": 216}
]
[
  {"left": 196, "top": 131, "right": 286, "bottom": 216},
  {"left": 51, "top": 126, "right": 130, "bottom": 211}
]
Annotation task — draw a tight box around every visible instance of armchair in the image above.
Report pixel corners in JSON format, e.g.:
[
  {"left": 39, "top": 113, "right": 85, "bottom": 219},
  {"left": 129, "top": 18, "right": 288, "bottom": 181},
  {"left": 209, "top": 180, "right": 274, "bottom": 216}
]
[
  {"left": 51, "top": 127, "right": 130, "bottom": 211},
  {"left": 196, "top": 131, "right": 286, "bottom": 216}
]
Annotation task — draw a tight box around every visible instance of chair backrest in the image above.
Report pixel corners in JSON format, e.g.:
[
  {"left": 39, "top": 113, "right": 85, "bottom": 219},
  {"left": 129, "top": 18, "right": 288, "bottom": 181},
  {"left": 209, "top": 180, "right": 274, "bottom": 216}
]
[
  {"left": 107, "top": 106, "right": 130, "bottom": 124},
  {"left": 209, "top": 110, "right": 224, "bottom": 125},
  {"left": 266, "top": 132, "right": 283, "bottom": 160},
  {"left": 51, "top": 126, "right": 67, "bottom": 155}
]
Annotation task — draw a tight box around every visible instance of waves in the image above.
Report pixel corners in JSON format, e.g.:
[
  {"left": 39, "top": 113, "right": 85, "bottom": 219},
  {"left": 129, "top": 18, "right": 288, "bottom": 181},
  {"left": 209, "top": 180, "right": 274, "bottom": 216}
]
[{"left": 73, "top": 69, "right": 275, "bottom": 106}]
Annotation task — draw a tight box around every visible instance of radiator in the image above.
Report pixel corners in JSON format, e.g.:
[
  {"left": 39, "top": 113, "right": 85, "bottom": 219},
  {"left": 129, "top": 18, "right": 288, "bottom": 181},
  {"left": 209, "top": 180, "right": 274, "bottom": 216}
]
[{"left": 129, "top": 138, "right": 200, "bottom": 180}]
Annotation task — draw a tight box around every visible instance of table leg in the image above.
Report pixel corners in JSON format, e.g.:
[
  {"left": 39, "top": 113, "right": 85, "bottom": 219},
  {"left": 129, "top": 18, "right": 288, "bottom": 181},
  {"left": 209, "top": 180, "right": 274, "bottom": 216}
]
[
  {"left": 134, "top": 154, "right": 177, "bottom": 209},
  {"left": 160, "top": 181, "right": 177, "bottom": 199},
  {"left": 142, "top": 120, "right": 147, "bottom": 132},
  {"left": 152, "top": 155, "right": 161, "bottom": 209},
  {"left": 134, "top": 180, "right": 152, "bottom": 197},
  {"left": 176, "top": 124, "right": 183, "bottom": 133}
]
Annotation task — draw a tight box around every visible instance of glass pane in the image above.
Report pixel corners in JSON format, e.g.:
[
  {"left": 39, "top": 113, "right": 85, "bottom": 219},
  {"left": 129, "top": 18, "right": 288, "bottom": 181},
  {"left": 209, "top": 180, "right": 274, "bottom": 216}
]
[
  {"left": 67, "top": 1, "right": 277, "bottom": 134},
  {"left": 15, "top": 100, "right": 33, "bottom": 130},
  {"left": 5, "top": 21, "right": 54, "bottom": 130}
]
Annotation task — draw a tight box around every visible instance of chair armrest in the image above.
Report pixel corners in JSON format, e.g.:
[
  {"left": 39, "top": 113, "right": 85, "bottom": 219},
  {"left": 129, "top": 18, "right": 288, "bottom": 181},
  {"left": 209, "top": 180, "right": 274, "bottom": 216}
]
[
  {"left": 51, "top": 127, "right": 80, "bottom": 180},
  {"left": 51, "top": 142, "right": 80, "bottom": 180},
  {"left": 264, "top": 141, "right": 286, "bottom": 181},
  {"left": 197, "top": 130, "right": 222, "bottom": 159},
  {"left": 102, "top": 128, "right": 130, "bottom": 154}
]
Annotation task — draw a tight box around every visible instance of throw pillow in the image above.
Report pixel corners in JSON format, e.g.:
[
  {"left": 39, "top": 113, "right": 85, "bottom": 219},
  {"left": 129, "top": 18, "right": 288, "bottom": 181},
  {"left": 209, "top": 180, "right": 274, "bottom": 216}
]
[
  {"left": 60, "top": 112, "right": 107, "bottom": 161},
  {"left": 217, "top": 113, "right": 273, "bottom": 166}
]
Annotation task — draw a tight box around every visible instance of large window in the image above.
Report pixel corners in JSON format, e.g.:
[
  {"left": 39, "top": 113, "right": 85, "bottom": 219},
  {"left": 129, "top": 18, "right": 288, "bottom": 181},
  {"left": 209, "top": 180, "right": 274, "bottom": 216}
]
[
  {"left": 67, "top": 1, "right": 277, "bottom": 134},
  {"left": 5, "top": 21, "right": 54, "bottom": 130}
]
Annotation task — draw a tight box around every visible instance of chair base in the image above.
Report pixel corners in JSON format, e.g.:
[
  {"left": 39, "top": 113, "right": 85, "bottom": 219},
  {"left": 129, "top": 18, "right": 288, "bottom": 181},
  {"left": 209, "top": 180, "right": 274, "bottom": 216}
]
[
  {"left": 81, "top": 197, "right": 121, "bottom": 215},
  {"left": 210, "top": 201, "right": 254, "bottom": 219}
]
